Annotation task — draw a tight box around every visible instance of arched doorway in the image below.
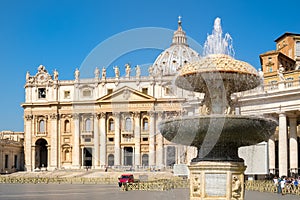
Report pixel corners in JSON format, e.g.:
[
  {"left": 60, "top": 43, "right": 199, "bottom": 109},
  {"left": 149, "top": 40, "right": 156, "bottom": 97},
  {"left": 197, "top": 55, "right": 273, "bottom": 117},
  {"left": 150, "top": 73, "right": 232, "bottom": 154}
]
[{"left": 35, "top": 139, "right": 48, "bottom": 168}]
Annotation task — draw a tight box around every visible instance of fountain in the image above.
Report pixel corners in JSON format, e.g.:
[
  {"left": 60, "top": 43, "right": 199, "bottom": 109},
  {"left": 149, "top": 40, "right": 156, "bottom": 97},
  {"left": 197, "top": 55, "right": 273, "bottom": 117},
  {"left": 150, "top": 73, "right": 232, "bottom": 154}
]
[{"left": 159, "top": 18, "right": 277, "bottom": 200}]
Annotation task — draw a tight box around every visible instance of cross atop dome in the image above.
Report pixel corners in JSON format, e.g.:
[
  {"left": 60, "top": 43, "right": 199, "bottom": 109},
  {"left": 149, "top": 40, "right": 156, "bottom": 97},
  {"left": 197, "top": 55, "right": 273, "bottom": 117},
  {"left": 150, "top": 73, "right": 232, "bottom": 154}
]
[
  {"left": 172, "top": 16, "right": 187, "bottom": 46},
  {"left": 177, "top": 16, "right": 182, "bottom": 31}
]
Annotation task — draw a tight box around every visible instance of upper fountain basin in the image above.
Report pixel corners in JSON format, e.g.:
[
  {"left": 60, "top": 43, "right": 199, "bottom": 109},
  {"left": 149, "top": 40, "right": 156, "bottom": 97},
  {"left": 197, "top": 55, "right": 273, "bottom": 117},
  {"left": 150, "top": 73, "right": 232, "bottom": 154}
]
[{"left": 175, "top": 54, "right": 260, "bottom": 93}]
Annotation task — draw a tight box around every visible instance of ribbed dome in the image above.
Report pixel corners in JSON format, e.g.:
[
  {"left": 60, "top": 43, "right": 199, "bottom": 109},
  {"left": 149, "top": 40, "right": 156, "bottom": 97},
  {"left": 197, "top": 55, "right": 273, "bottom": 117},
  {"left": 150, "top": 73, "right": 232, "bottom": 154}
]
[{"left": 152, "top": 18, "right": 201, "bottom": 76}]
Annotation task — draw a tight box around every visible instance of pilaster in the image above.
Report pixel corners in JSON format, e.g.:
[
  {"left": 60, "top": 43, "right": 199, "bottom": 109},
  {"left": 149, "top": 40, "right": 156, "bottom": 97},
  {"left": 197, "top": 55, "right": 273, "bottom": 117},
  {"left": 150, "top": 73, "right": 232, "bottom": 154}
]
[
  {"left": 49, "top": 113, "right": 58, "bottom": 170},
  {"left": 114, "top": 112, "right": 121, "bottom": 166},
  {"left": 99, "top": 112, "right": 106, "bottom": 167},
  {"left": 93, "top": 113, "right": 100, "bottom": 168},
  {"left": 134, "top": 111, "right": 141, "bottom": 166},
  {"left": 72, "top": 113, "right": 80, "bottom": 168},
  {"left": 25, "top": 114, "right": 33, "bottom": 171}
]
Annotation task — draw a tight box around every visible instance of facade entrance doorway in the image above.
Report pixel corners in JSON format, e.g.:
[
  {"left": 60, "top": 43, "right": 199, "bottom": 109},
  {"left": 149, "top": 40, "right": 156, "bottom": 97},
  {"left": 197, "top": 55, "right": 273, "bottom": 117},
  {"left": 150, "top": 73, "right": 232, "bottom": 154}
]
[
  {"left": 83, "top": 147, "right": 92, "bottom": 167},
  {"left": 35, "top": 139, "right": 48, "bottom": 168},
  {"left": 124, "top": 147, "right": 133, "bottom": 166}
]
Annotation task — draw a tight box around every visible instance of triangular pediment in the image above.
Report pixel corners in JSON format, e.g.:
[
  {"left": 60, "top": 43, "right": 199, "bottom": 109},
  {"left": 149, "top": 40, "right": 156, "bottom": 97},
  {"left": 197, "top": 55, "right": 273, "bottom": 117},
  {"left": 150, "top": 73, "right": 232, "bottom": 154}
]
[{"left": 97, "top": 86, "right": 155, "bottom": 103}]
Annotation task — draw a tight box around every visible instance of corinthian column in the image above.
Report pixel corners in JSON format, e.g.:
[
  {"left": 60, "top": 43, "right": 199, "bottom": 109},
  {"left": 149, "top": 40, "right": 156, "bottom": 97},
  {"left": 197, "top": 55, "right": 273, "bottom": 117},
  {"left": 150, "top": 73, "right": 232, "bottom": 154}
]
[
  {"left": 149, "top": 111, "right": 156, "bottom": 166},
  {"left": 114, "top": 112, "right": 121, "bottom": 166},
  {"left": 93, "top": 113, "right": 100, "bottom": 168},
  {"left": 72, "top": 113, "right": 80, "bottom": 168},
  {"left": 278, "top": 112, "right": 288, "bottom": 177},
  {"left": 99, "top": 112, "right": 106, "bottom": 167},
  {"left": 50, "top": 113, "right": 58, "bottom": 170},
  {"left": 289, "top": 116, "right": 298, "bottom": 174},
  {"left": 25, "top": 114, "right": 33, "bottom": 171},
  {"left": 156, "top": 112, "right": 164, "bottom": 169},
  {"left": 134, "top": 112, "right": 141, "bottom": 166}
]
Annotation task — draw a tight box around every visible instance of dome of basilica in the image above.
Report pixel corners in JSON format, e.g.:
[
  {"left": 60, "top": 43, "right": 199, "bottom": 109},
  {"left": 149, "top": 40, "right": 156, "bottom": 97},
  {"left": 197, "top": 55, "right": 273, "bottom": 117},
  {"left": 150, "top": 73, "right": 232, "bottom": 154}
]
[{"left": 152, "top": 18, "right": 201, "bottom": 76}]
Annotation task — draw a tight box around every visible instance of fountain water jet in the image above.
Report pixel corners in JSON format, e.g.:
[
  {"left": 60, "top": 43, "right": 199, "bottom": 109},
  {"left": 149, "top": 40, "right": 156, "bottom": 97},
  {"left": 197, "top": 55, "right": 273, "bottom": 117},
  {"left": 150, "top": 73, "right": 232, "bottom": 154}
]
[{"left": 159, "top": 18, "right": 277, "bottom": 200}]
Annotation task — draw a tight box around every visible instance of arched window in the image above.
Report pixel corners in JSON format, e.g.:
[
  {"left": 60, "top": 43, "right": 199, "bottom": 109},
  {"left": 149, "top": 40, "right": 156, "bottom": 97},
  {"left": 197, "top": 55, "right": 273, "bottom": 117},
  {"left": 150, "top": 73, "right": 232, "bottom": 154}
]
[
  {"left": 85, "top": 118, "right": 92, "bottom": 132},
  {"left": 142, "top": 118, "right": 149, "bottom": 131},
  {"left": 39, "top": 120, "right": 45, "bottom": 133},
  {"left": 108, "top": 118, "right": 114, "bottom": 131},
  {"left": 108, "top": 154, "right": 114, "bottom": 166},
  {"left": 64, "top": 120, "right": 70, "bottom": 133},
  {"left": 125, "top": 117, "right": 132, "bottom": 131},
  {"left": 65, "top": 149, "right": 70, "bottom": 161}
]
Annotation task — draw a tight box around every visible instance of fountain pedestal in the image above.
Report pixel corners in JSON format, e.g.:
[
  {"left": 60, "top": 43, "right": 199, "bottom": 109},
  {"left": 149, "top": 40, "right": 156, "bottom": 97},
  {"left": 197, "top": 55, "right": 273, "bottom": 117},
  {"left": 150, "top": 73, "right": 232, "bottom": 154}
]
[{"left": 189, "top": 161, "right": 246, "bottom": 200}]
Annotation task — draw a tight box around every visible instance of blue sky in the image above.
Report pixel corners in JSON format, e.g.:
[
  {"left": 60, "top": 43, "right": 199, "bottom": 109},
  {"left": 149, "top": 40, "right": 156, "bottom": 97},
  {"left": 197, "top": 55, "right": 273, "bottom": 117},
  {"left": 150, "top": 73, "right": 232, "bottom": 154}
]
[{"left": 0, "top": 0, "right": 300, "bottom": 131}]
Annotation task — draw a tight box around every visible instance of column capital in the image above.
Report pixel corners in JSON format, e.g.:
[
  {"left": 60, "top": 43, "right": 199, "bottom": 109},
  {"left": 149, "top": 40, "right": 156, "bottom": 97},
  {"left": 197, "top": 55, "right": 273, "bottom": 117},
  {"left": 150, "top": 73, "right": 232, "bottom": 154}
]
[
  {"left": 73, "top": 113, "right": 80, "bottom": 120},
  {"left": 278, "top": 112, "right": 286, "bottom": 117},
  {"left": 25, "top": 114, "right": 33, "bottom": 121},
  {"left": 60, "top": 114, "right": 72, "bottom": 118},
  {"left": 133, "top": 111, "right": 140, "bottom": 118},
  {"left": 149, "top": 111, "right": 156, "bottom": 117},
  {"left": 100, "top": 112, "right": 106, "bottom": 119},
  {"left": 49, "top": 113, "right": 58, "bottom": 120},
  {"left": 113, "top": 112, "right": 120, "bottom": 118},
  {"left": 93, "top": 113, "right": 100, "bottom": 119},
  {"left": 157, "top": 111, "right": 164, "bottom": 118}
]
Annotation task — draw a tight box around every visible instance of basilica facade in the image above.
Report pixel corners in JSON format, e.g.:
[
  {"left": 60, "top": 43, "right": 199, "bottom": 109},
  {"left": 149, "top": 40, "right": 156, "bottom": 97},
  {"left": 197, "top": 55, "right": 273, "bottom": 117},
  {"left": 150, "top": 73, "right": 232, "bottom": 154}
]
[{"left": 22, "top": 20, "right": 200, "bottom": 171}]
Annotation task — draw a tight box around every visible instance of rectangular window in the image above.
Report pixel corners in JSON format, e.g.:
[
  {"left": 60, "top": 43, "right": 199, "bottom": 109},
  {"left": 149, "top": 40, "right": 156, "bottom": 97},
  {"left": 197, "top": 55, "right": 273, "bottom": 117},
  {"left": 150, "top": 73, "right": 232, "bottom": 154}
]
[
  {"left": 5, "top": 155, "right": 8, "bottom": 168},
  {"left": 286, "top": 77, "right": 294, "bottom": 87},
  {"left": 38, "top": 88, "right": 46, "bottom": 98},
  {"left": 64, "top": 91, "right": 70, "bottom": 99},
  {"left": 296, "top": 41, "right": 300, "bottom": 57},
  {"left": 142, "top": 88, "right": 148, "bottom": 95},
  {"left": 108, "top": 137, "right": 114, "bottom": 142},
  {"left": 84, "top": 138, "right": 91, "bottom": 143},
  {"left": 142, "top": 137, "right": 148, "bottom": 142}
]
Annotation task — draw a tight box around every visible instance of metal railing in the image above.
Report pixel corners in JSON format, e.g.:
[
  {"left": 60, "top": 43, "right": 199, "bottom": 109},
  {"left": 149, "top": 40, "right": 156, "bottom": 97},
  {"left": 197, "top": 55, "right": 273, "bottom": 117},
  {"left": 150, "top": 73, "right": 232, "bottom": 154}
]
[{"left": 245, "top": 180, "right": 300, "bottom": 195}]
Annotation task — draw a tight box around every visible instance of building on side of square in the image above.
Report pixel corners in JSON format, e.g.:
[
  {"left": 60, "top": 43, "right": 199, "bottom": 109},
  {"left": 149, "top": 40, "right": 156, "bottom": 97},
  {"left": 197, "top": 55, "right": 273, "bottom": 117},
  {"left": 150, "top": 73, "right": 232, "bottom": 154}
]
[
  {"left": 0, "top": 131, "right": 24, "bottom": 173},
  {"left": 21, "top": 20, "right": 200, "bottom": 171},
  {"left": 238, "top": 32, "right": 300, "bottom": 178}
]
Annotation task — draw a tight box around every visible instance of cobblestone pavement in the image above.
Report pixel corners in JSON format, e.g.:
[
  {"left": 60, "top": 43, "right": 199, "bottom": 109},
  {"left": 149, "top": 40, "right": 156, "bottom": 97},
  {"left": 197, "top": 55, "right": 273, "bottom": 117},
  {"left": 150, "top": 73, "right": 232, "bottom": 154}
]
[{"left": 0, "top": 184, "right": 299, "bottom": 200}]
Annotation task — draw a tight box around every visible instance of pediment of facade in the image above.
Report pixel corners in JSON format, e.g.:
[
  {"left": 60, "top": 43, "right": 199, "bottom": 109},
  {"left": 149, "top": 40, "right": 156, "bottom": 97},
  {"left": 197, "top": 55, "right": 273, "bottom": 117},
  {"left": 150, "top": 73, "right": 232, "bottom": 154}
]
[{"left": 97, "top": 86, "right": 155, "bottom": 103}]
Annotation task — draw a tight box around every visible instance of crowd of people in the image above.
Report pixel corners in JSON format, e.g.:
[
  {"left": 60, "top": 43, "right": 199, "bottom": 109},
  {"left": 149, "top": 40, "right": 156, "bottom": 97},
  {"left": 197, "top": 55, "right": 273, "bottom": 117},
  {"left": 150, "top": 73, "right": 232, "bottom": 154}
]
[{"left": 273, "top": 176, "right": 299, "bottom": 195}]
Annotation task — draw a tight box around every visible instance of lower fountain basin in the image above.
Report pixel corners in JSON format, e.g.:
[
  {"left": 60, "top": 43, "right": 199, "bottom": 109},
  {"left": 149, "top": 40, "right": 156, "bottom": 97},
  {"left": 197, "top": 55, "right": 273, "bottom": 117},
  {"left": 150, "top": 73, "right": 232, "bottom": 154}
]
[{"left": 159, "top": 115, "right": 278, "bottom": 161}]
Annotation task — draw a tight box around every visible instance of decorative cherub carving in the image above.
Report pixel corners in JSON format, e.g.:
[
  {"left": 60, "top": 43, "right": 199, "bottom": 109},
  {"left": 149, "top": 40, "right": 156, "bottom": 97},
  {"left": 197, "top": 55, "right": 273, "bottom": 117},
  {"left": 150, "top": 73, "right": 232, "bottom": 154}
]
[{"left": 232, "top": 176, "right": 241, "bottom": 199}]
